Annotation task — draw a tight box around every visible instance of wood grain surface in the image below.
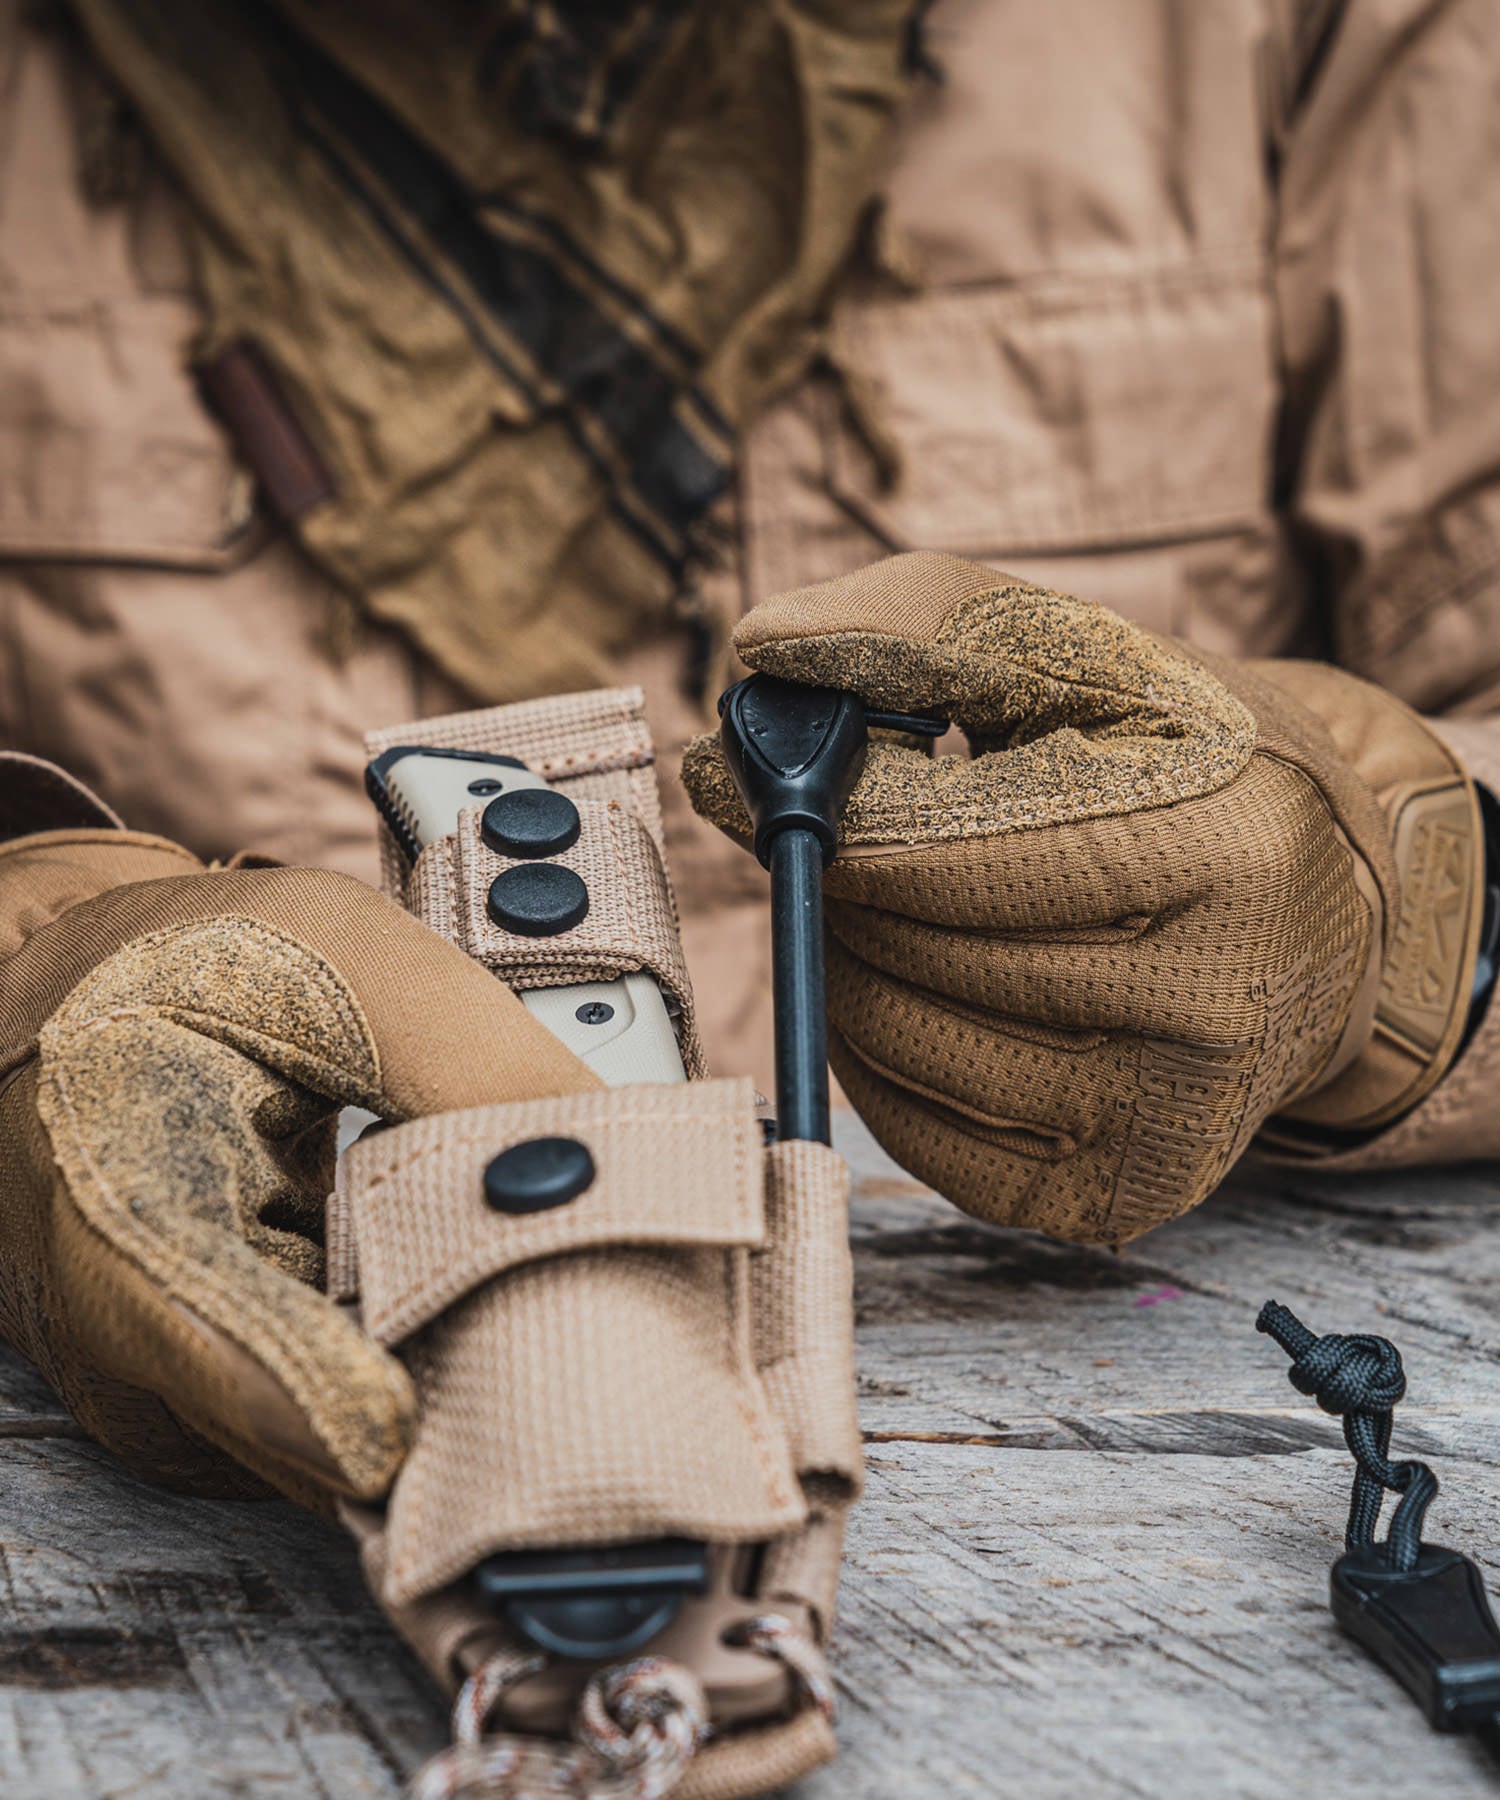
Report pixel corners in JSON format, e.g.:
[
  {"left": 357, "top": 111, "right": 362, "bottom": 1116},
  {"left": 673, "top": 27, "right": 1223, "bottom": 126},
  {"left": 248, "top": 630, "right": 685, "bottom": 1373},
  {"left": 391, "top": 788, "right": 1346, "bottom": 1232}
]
[{"left": 3, "top": 1115, "right": 1498, "bottom": 1799}]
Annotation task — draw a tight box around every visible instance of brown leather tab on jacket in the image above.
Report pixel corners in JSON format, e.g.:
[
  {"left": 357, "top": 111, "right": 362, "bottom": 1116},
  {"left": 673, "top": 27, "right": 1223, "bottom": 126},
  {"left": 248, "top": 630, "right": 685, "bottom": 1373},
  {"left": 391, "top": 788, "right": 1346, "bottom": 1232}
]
[{"left": 196, "top": 338, "right": 335, "bottom": 522}]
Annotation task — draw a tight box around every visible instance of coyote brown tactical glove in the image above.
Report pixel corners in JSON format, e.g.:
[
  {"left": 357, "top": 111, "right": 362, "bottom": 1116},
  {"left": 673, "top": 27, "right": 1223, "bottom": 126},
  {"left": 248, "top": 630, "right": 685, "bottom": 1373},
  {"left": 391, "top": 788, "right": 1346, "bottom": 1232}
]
[
  {"left": 0, "top": 753, "right": 597, "bottom": 1501},
  {"left": 684, "top": 553, "right": 1487, "bottom": 1246}
]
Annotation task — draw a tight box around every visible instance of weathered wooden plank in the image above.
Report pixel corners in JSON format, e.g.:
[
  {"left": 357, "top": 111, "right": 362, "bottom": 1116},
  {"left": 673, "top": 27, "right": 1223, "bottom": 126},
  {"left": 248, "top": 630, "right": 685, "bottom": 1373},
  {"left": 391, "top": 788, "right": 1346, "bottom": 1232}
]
[
  {"left": 1, "top": 1115, "right": 1497, "bottom": 1798},
  {"left": 7, "top": 1431, "right": 1500, "bottom": 1800},
  {"left": 805, "top": 1441, "right": 1500, "bottom": 1800},
  {"left": 0, "top": 1434, "right": 447, "bottom": 1796},
  {"left": 0, "top": 1351, "right": 80, "bottom": 1436},
  {"left": 840, "top": 1114, "right": 1500, "bottom": 1449}
]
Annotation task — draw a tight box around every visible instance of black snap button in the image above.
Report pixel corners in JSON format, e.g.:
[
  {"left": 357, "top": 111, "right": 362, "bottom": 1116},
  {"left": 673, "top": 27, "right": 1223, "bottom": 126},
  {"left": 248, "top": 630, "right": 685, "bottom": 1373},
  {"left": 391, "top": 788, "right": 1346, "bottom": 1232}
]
[
  {"left": 481, "top": 787, "right": 582, "bottom": 859},
  {"left": 484, "top": 1137, "right": 595, "bottom": 1214},
  {"left": 487, "top": 864, "right": 589, "bottom": 936}
]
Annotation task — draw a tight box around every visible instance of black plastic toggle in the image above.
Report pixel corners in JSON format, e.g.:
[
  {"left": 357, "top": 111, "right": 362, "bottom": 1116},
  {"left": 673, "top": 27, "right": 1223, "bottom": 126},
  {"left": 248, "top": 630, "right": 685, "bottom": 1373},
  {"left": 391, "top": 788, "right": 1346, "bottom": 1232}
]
[
  {"left": 484, "top": 1137, "right": 595, "bottom": 1215},
  {"left": 1333, "top": 1544, "right": 1500, "bottom": 1731},
  {"left": 487, "top": 863, "right": 589, "bottom": 936},
  {"left": 473, "top": 1538, "right": 711, "bottom": 1659},
  {"left": 1257, "top": 1299, "right": 1500, "bottom": 1743},
  {"left": 717, "top": 675, "right": 870, "bottom": 869},
  {"left": 481, "top": 787, "right": 581, "bottom": 859}
]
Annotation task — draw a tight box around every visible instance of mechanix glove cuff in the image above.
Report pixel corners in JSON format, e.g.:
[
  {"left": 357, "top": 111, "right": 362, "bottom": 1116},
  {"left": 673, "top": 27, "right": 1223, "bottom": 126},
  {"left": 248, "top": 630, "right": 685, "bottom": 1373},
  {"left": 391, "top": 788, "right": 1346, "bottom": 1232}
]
[{"left": 682, "top": 553, "right": 1485, "bottom": 1246}]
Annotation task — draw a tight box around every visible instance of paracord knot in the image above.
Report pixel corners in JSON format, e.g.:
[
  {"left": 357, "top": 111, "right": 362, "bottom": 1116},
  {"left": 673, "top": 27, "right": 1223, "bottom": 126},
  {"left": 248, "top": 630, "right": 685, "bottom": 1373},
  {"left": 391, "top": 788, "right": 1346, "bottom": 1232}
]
[
  {"left": 407, "top": 1650, "right": 707, "bottom": 1800},
  {"left": 574, "top": 1657, "right": 708, "bottom": 1776},
  {"left": 1284, "top": 1330, "right": 1406, "bottom": 1418},
  {"left": 1258, "top": 1300, "right": 1438, "bottom": 1572}
]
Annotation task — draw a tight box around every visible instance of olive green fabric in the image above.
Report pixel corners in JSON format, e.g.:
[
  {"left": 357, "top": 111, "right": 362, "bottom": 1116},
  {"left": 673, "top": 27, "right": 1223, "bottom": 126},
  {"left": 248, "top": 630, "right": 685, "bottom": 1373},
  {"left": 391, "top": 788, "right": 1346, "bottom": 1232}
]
[
  {"left": 683, "top": 553, "right": 1484, "bottom": 1244},
  {"left": 0, "top": 817, "right": 599, "bottom": 1505},
  {"left": 64, "top": 0, "right": 912, "bottom": 702}
]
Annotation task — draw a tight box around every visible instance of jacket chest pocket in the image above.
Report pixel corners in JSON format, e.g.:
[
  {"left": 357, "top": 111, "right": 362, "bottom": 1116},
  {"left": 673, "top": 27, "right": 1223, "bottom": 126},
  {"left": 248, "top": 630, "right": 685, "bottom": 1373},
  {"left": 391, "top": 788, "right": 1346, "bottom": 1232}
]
[
  {"left": 741, "top": 261, "right": 1291, "bottom": 655},
  {"left": 819, "top": 265, "right": 1275, "bottom": 558},
  {"left": 0, "top": 294, "right": 253, "bottom": 570}
]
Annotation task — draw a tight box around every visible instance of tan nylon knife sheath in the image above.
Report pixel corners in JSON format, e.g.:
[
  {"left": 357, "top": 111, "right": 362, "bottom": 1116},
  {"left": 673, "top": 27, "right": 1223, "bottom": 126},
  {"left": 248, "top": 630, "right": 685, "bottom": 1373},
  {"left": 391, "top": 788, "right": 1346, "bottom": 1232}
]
[
  {"left": 345, "top": 691, "right": 862, "bottom": 1787},
  {"left": 366, "top": 686, "right": 706, "bottom": 1075},
  {"left": 367, "top": 687, "right": 668, "bottom": 904},
  {"left": 334, "top": 1086, "right": 860, "bottom": 1588}
]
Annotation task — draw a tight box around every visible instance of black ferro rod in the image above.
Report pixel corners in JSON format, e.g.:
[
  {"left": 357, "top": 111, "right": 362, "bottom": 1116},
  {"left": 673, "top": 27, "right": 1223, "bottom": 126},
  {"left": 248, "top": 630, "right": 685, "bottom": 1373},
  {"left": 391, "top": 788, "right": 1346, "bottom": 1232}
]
[
  {"left": 718, "top": 675, "right": 948, "bottom": 1146},
  {"left": 719, "top": 673, "right": 918, "bottom": 1146},
  {"left": 769, "top": 827, "right": 830, "bottom": 1142}
]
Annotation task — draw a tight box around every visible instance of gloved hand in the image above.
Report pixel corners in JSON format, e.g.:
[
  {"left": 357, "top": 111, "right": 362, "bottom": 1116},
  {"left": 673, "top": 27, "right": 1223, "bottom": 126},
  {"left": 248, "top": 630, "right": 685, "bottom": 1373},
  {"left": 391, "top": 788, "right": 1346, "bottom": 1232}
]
[
  {"left": 0, "top": 752, "right": 862, "bottom": 1799},
  {"left": 0, "top": 754, "right": 596, "bottom": 1503},
  {"left": 683, "top": 553, "right": 1486, "bottom": 1245}
]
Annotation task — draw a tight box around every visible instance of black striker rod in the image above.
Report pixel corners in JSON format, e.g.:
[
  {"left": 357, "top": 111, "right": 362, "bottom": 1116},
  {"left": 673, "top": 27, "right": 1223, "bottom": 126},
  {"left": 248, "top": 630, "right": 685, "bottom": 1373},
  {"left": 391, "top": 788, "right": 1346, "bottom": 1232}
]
[
  {"left": 768, "top": 826, "right": 830, "bottom": 1143},
  {"left": 717, "top": 673, "right": 872, "bottom": 1146}
]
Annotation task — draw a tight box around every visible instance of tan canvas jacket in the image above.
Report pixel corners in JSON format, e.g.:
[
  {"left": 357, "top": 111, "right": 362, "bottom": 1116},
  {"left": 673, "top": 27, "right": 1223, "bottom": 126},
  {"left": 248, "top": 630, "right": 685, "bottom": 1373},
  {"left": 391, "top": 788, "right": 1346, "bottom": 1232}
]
[{"left": 1, "top": 0, "right": 1498, "bottom": 1149}]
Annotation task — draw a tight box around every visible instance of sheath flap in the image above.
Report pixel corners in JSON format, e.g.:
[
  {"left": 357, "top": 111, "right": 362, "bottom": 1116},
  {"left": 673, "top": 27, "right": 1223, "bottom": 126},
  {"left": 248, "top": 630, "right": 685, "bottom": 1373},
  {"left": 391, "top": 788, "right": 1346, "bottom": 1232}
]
[{"left": 340, "top": 1076, "right": 765, "bottom": 1345}]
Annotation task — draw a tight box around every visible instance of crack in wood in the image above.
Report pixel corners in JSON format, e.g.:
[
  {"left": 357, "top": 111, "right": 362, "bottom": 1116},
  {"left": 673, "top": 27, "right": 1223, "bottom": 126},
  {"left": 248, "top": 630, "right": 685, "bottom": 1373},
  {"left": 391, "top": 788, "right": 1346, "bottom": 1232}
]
[
  {"left": 0, "top": 1627, "right": 190, "bottom": 1691},
  {"left": 863, "top": 1409, "right": 1368, "bottom": 1456},
  {"left": 855, "top": 1223, "right": 1225, "bottom": 1301}
]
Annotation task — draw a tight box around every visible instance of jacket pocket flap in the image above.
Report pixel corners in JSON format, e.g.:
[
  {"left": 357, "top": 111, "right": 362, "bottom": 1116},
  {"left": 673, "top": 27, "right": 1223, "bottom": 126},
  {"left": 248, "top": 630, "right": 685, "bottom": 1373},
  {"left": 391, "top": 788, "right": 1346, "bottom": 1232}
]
[
  {"left": 821, "top": 265, "right": 1273, "bottom": 558},
  {"left": 0, "top": 296, "right": 255, "bottom": 568}
]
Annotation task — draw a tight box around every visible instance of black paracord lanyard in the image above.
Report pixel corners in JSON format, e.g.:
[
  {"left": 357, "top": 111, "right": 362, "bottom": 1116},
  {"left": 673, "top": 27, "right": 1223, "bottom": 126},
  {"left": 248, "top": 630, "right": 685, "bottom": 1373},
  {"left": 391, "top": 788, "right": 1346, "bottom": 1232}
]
[{"left": 1259, "top": 1301, "right": 1500, "bottom": 1738}]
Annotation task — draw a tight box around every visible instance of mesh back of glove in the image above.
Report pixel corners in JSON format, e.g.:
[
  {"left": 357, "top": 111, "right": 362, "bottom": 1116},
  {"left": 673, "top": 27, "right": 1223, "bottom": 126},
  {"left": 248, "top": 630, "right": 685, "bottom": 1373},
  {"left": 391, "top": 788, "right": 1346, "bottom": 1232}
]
[{"left": 683, "top": 553, "right": 1484, "bottom": 1244}]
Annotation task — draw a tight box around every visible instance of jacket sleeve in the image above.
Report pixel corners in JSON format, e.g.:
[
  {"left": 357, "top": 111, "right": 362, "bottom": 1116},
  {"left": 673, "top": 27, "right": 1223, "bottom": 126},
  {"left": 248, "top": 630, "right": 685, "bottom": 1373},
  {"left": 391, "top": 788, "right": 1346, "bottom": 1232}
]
[
  {"left": 1274, "top": 0, "right": 1500, "bottom": 720},
  {"left": 1269, "top": 2, "right": 1500, "bottom": 1168}
]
